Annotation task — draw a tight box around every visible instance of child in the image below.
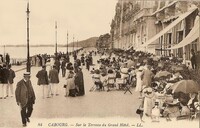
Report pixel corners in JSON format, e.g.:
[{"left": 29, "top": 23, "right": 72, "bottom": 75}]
[{"left": 151, "top": 100, "right": 160, "bottom": 122}]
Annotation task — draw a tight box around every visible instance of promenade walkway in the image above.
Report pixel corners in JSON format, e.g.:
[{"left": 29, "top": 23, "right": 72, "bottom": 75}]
[
  {"left": 0, "top": 53, "right": 198, "bottom": 128},
  {"left": 0, "top": 54, "right": 139, "bottom": 128}
]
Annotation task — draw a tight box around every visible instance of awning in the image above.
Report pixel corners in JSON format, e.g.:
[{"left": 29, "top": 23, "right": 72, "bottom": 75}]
[
  {"left": 138, "top": 7, "right": 197, "bottom": 49},
  {"left": 152, "top": 1, "right": 178, "bottom": 16},
  {"left": 169, "top": 16, "right": 199, "bottom": 49}
]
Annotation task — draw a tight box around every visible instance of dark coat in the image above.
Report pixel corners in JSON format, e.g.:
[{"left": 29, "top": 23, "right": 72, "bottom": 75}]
[
  {"left": 36, "top": 69, "right": 49, "bottom": 85},
  {"left": 49, "top": 68, "right": 59, "bottom": 83},
  {"left": 61, "top": 59, "right": 67, "bottom": 69},
  {"left": 1, "top": 68, "right": 9, "bottom": 84},
  {"left": 15, "top": 79, "right": 36, "bottom": 108},
  {"left": 75, "top": 70, "right": 85, "bottom": 96},
  {"left": 8, "top": 69, "right": 15, "bottom": 84},
  {"left": 54, "top": 60, "right": 61, "bottom": 71},
  {"left": 0, "top": 67, "right": 3, "bottom": 83},
  {"left": 142, "top": 68, "right": 154, "bottom": 87}
]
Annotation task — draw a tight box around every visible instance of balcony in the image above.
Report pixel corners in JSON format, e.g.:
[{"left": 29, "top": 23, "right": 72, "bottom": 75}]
[{"left": 132, "top": 8, "right": 152, "bottom": 22}]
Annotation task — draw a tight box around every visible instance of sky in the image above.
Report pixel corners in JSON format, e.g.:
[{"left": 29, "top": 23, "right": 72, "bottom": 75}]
[{"left": 0, "top": 0, "right": 118, "bottom": 45}]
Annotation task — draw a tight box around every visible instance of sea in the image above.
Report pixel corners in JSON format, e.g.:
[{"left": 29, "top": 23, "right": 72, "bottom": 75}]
[{"left": 0, "top": 46, "right": 80, "bottom": 59}]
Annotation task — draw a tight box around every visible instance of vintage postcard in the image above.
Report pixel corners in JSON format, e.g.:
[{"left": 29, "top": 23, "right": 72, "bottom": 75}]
[{"left": 0, "top": 0, "right": 199, "bottom": 128}]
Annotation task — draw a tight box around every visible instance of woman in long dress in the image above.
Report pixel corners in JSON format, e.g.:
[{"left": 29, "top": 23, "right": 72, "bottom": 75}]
[
  {"left": 75, "top": 68, "right": 85, "bottom": 96},
  {"left": 142, "top": 87, "right": 155, "bottom": 121},
  {"left": 135, "top": 67, "right": 143, "bottom": 92}
]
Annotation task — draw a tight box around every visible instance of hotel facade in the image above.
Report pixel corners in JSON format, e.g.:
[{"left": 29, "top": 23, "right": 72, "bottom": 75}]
[{"left": 110, "top": 0, "right": 200, "bottom": 61}]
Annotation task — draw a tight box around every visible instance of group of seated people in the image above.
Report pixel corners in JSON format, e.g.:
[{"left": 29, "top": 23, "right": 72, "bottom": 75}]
[
  {"left": 139, "top": 77, "right": 200, "bottom": 122},
  {"left": 89, "top": 62, "right": 136, "bottom": 92}
]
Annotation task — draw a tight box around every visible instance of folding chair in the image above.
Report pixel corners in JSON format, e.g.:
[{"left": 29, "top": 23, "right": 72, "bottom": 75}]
[
  {"left": 107, "top": 77, "right": 116, "bottom": 92},
  {"left": 123, "top": 77, "right": 132, "bottom": 94},
  {"left": 124, "top": 82, "right": 132, "bottom": 94}
]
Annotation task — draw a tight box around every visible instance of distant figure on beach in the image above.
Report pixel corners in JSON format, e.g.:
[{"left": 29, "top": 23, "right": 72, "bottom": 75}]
[{"left": 5, "top": 53, "right": 10, "bottom": 65}]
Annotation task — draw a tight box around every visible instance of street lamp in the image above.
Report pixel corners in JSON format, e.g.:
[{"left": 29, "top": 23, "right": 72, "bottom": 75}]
[
  {"left": 67, "top": 31, "right": 69, "bottom": 54},
  {"left": 55, "top": 21, "right": 58, "bottom": 58},
  {"left": 198, "top": 12, "right": 200, "bottom": 51},
  {"left": 26, "top": 2, "right": 31, "bottom": 72},
  {"left": 73, "top": 35, "right": 74, "bottom": 53}
]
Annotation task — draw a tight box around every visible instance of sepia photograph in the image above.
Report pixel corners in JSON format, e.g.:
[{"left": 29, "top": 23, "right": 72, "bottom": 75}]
[{"left": 0, "top": 0, "right": 199, "bottom": 128}]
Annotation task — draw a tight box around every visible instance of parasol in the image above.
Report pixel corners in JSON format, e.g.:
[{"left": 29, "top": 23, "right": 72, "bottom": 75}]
[{"left": 171, "top": 80, "right": 200, "bottom": 93}]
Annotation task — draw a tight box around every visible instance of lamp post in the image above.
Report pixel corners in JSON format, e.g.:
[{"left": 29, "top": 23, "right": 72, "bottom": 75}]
[
  {"left": 67, "top": 31, "right": 69, "bottom": 54},
  {"left": 26, "top": 2, "right": 31, "bottom": 72},
  {"left": 3, "top": 45, "right": 5, "bottom": 63},
  {"left": 55, "top": 21, "right": 58, "bottom": 58},
  {"left": 73, "top": 35, "right": 74, "bottom": 53},
  {"left": 198, "top": 12, "right": 200, "bottom": 51},
  {"left": 77, "top": 40, "right": 78, "bottom": 53}
]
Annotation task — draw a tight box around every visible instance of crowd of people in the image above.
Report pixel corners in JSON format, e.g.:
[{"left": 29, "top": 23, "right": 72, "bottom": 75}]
[
  {"left": 0, "top": 47, "right": 200, "bottom": 126},
  {"left": 87, "top": 48, "right": 200, "bottom": 122}
]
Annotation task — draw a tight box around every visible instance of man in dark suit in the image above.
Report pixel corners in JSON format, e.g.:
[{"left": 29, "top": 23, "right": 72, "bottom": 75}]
[
  {"left": 6, "top": 64, "right": 15, "bottom": 97},
  {"left": 15, "top": 72, "right": 36, "bottom": 127},
  {"left": 49, "top": 65, "right": 59, "bottom": 96},
  {"left": 0, "top": 64, "right": 9, "bottom": 99},
  {"left": 61, "top": 58, "right": 67, "bottom": 77},
  {"left": 36, "top": 65, "right": 49, "bottom": 98}
]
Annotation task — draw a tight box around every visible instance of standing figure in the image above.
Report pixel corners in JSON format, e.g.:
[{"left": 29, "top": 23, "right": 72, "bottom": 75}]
[
  {"left": 5, "top": 53, "right": 10, "bottom": 65},
  {"left": 1, "top": 64, "right": 9, "bottom": 98},
  {"left": 7, "top": 64, "right": 15, "bottom": 97},
  {"left": 86, "top": 57, "right": 90, "bottom": 71},
  {"left": 36, "top": 66, "right": 49, "bottom": 98},
  {"left": 73, "top": 52, "right": 77, "bottom": 61},
  {"left": 65, "top": 71, "right": 76, "bottom": 97},
  {"left": 142, "top": 65, "right": 154, "bottom": 88},
  {"left": 191, "top": 49, "right": 197, "bottom": 69},
  {"left": 61, "top": 58, "right": 67, "bottom": 77},
  {"left": 49, "top": 65, "right": 59, "bottom": 96},
  {"left": 0, "top": 65, "right": 3, "bottom": 99},
  {"left": 75, "top": 68, "right": 85, "bottom": 96},
  {"left": 81, "top": 55, "right": 85, "bottom": 68},
  {"left": 54, "top": 58, "right": 61, "bottom": 73},
  {"left": 15, "top": 72, "right": 36, "bottom": 127},
  {"left": 135, "top": 67, "right": 143, "bottom": 95}
]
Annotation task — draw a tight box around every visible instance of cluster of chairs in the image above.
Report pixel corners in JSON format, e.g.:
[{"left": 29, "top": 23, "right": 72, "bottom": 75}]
[{"left": 90, "top": 69, "right": 135, "bottom": 94}]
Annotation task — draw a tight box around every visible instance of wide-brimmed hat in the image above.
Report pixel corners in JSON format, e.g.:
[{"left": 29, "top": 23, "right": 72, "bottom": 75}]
[
  {"left": 138, "top": 66, "right": 143, "bottom": 71},
  {"left": 143, "top": 87, "right": 154, "bottom": 97},
  {"left": 24, "top": 72, "right": 31, "bottom": 77}
]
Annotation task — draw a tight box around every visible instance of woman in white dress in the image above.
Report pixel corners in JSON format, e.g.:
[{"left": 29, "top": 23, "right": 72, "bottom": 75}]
[{"left": 135, "top": 67, "right": 143, "bottom": 92}]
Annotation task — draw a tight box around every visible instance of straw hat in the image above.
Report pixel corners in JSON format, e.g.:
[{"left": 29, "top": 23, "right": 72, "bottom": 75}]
[{"left": 23, "top": 72, "right": 31, "bottom": 77}]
